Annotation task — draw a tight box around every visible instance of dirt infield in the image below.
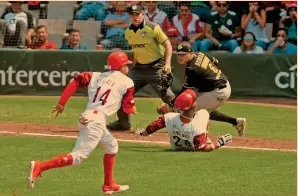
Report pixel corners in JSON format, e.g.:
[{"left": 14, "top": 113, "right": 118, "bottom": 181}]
[
  {"left": 0, "top": 121, "right": 296, "bottom": 151},
  {"left": 0, "top": 96, "right": 296, "bottom": 151}
]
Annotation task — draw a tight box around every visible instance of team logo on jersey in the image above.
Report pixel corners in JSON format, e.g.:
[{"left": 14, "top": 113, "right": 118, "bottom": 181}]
[
  {"left": 131, "top": 44, "right": 146, "bottom": 48},
  {"left": 214, "top": 20, "right": 218, "bottom": 24},
  {"left": 227, "top": 19, "right": 232, "bottom": 25},
  {"left": 141, "top": 31, "right": 147, "bottom": 38}
]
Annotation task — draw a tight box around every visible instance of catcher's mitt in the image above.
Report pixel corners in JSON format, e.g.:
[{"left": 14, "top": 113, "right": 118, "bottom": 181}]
[{"left": 160, "top": 72, "right": 173, "bottom": 96}]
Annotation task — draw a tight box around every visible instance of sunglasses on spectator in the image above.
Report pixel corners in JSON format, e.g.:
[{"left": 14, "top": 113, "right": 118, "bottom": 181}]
[
  {"left": 168, "top": 35, "right": 178, "bottom": 38},
  {"left": 288, "top": 7, "right": 297, "bottom": 12},
  {"left": 180, "top": 8, "right": 189, "bottom": 12},
  {"left": 243, "top": 36, "right": 254, "bottom": 41},
  {"left": 217, "top": 3, "right": 227, "bottom": 7}
]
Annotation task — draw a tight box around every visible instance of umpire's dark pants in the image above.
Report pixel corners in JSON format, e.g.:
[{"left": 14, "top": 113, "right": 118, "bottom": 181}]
[{"left": 117, "top": 58, "right": 176, "bottom": 128}]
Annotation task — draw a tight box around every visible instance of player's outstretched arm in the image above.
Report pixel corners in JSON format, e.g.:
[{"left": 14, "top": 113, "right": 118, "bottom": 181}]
[
  {"left": 52, "top": 72, "right": 92, "bottom": 117},
  {"left": 193, "top": 133, "right": 232, "bottom": 152},
  {"left": 136, "top": 116, "right": 166, "bottom": 136}
]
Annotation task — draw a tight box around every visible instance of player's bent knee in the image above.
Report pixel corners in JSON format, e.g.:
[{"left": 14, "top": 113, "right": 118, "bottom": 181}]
[
  {"left": 70, "top": 153, "right": 86, "bottom": 165},
  {"left": 104, "top": 139, "right": 119, "bottom": 154}
]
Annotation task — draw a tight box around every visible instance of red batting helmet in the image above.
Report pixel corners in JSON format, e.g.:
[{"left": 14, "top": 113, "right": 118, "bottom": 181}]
[
  {"left": 174, "top": 89, "right": 197, "bottom": 111},
  {"left": 107, "top": 51, "right": 133, "bottom": 70}
]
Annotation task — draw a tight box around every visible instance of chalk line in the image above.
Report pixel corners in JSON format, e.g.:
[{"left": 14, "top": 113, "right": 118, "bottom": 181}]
[{"left": 0, "top": 130, "right": 296, "bottom": 152}]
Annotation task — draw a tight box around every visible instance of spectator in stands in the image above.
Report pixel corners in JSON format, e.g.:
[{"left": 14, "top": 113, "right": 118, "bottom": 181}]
[
  {"left": 201, "top": 1, "right": 241, "bottom": 52},
  {"left": 166, "top": 26, "right": 180, "bottom": 51},
  {"left": 279, "top": 3, "right": 297, "bottom": 45},
  {"left": 100, "top": 1, "right": 130, "bottom": 50},
  {"left": 261, "top": 1, "right": 282, "bottom": 37},
  {"left": 60, "top": 28, "right": 87, "bottom": 50},
  {"left": 75, "top": 2, "right": 107, "bottom": 21},
  {"left": 209, "top": 1, "right": 218, "bottom": 11},
  {"left": 267, "top": 28, "right": 297, "bottom": 54},
  {"left": 144, "top": 1, "right": 169, "bottom": 30},
  {"left": 233, "top": 32, "right": 264, "bottom": 54},
  {"left": 26, "top": 25, "right": 57, "bottom": 50},
  {"left": 0, "top": 1, "right": 35, "bottom": 48},
  {"left": 172, "top": 1, "right": 204, "bottom": 52},
  {"left": 241, "top": 1, "right": 269, "bottom": 50}
]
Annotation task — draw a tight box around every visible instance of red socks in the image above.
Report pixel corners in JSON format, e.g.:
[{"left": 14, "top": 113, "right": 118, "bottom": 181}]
[
  {"left": 38, "top": 153, "right": 116, "bottom": 186},
  {"left": 39, "top": 154, "right": 73, "bottom": 172},
  {"left": 103, "top": 154, "right": 116, "bottom": 186}
]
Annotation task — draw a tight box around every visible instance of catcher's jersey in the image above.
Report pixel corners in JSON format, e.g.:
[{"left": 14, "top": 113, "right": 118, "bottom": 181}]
[
  {"left": 164, "top": 109, "right": 209, "bottom": 151},
  {"left": 85, "top": 71, "right": 134, "bottom": 117}
]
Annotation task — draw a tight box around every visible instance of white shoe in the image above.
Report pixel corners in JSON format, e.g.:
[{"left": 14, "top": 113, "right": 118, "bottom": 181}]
[
  {"left": 102, "top": 184, "right": 129, "bottom": 195},
  {"left": 28, "top": 160, "right": 42, "bottom": 189},
  {"left": 234, "top": 118, "right": 247, "bottom": 136}
]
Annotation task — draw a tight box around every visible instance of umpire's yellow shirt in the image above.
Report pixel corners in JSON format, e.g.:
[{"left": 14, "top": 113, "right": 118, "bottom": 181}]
[{"left": 125, "top": 20, "right": 168, "bottom": 64}]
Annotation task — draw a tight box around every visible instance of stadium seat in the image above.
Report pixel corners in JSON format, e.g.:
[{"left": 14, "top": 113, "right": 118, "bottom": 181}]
[
  {"left": 72, "top": 20, "right": 102, "bottom": 50},
  {"left": 38, "top": 19, "right": 67, "bottom": 35},
  {"left": 79, "top": 36, "right": 97, "bottom": 50},
  {"left": 72, "top": 20, "right": 102, "bottom": 37},
  {"left": 0, "top": 2, "right": 9, "bottom": 15},
  {"left": 48, "top": 34, "right": 63, "bottom": 48},
  {"left": 47, "top": 1, "right": 76, "bottom": 20}
]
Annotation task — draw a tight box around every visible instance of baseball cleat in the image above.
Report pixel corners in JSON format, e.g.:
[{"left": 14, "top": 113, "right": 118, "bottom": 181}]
[
  {"left": 234, "top": 118, "right": 247, "bottom": 136},
  {"left": 28, "top": 160, "right": 42, "bottom": 189},
  {"left": 102, "top": 183, "right": 129, "bottom": 195}
]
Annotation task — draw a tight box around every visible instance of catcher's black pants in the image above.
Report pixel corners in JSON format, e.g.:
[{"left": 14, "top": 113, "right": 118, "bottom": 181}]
[{"left": 116, "top": 58, "right": 176, "bottom": 128}]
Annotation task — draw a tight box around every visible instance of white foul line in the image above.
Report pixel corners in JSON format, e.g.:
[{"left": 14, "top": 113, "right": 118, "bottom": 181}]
[{"left": 0, "top": 130, "right": 296, "bottom": 152}]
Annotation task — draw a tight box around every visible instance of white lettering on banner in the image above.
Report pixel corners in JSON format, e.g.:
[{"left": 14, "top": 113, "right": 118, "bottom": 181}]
[
  {"left": 49, "top": 71, "right": 61, "bottom": 87},
  {"left": 15, "top": 70, "right": 28, "bottom": 86},
  {"left": 275, "top": 64, "right": 297, "bottom": 89},
  {"left": 28, "top": 71, "right": 38, "bottom": 86},
  {"left": 37, "top": 71, "right": 49, "bottom": 86},
  {"left": 0, "top": 66, "right": 80, "bottom": 87},
  {"left": 7, "top": 66, "right": 16, "bottom": 86}
]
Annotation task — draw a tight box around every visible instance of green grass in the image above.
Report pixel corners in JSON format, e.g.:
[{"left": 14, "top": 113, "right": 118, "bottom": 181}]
[
  {"left": 0, "top": 97, "right": 296, "bottom": 140},
  {"left": 0, "top": 136, "right": 296, "bottom": 196}
]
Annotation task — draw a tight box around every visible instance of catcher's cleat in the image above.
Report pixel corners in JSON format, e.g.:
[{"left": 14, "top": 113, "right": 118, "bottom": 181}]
[
  {"left": 102, "top": 183, "right": 129, "bottom": 195},
  {"left": 28, "top": 160, "right": 42, "bottom": 189},
  {"left": 234, "top": 118, "right": 247, "bottom": 136},
  {"left": 106, "top": 120, "right": 131, "bottom": 131}
]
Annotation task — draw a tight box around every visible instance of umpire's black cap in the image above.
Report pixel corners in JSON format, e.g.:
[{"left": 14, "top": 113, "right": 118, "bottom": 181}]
[
  {"left": 175, "top": 42, "right": 193, "bottom": 54},
  {"left": 127, "top": 5, "right": 143, "bottom": 14}
]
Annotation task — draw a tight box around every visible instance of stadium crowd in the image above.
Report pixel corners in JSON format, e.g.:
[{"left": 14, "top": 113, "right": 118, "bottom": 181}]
[{"left": 0, "top": 1, "right": 296, "bottom": 54}]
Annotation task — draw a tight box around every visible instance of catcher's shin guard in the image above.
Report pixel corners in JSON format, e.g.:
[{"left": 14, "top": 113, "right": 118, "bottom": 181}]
[{"left": 107, "top": 108, "right": 131, "bottom": 131}]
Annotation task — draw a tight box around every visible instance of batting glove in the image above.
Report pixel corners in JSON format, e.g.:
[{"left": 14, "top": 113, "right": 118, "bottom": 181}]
[
  {"left": 135, "top": 128, "right": 151, "bottom": 136},
  {"left": 216, "top": 133, "right": 232, "bottom": 147}
]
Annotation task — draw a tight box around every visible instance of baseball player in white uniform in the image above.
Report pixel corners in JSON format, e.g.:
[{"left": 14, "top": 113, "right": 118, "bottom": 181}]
[
  {"left": 28, "top": 51, "right": 136, "bottom": 195},
  {"left": 136, "top": 89, "right": 232, "bottom": 152},
  {"left": 157, "top": 42, "right": 246, "bottom": 137}
]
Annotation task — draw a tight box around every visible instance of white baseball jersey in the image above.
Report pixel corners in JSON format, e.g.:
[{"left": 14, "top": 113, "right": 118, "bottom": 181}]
[
  {"left": 84, "top": 71, "right": 134, "bottom": 117},
  {"left": 164, "top": 109, "right": 209, "bottom": 151}
]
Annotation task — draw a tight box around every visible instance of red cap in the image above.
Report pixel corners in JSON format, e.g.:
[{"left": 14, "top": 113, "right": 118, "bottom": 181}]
[
  {"left": 174, "top": 89, "right": 197, "bottom": 111},
  {"left": 166, "top": 26, "right": 179, "bottom": 37},
  {"left": 107, "top": 51, "right": 133, "bottom": 70}
]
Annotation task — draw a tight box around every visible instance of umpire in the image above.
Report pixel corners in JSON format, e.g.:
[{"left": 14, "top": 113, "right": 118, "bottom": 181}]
[{"left": 107, "top": 4, "right": 175, "bottom": 131}]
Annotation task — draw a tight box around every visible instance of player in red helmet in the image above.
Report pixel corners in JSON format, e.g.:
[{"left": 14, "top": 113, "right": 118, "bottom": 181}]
[
  {"left": 28, "top": 51, "right": 135, "bottom": 194},
  {"left": 136, "top": 89, "right": 232, "bottom": 152}
]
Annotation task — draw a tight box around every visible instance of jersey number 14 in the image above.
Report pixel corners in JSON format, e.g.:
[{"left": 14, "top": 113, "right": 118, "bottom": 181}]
[{"left": 92, "top": 86, "right": 111, "bottom": 105}]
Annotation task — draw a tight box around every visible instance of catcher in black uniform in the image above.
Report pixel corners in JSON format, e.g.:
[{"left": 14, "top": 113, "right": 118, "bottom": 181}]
[{"left": 158, "top": 42, "right": 246, "bottom": 136}]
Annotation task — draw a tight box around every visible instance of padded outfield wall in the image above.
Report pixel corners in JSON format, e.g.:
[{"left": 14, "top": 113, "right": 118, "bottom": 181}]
[{"left": 0, "top": 50, "right": 296, "bottom": 99}]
